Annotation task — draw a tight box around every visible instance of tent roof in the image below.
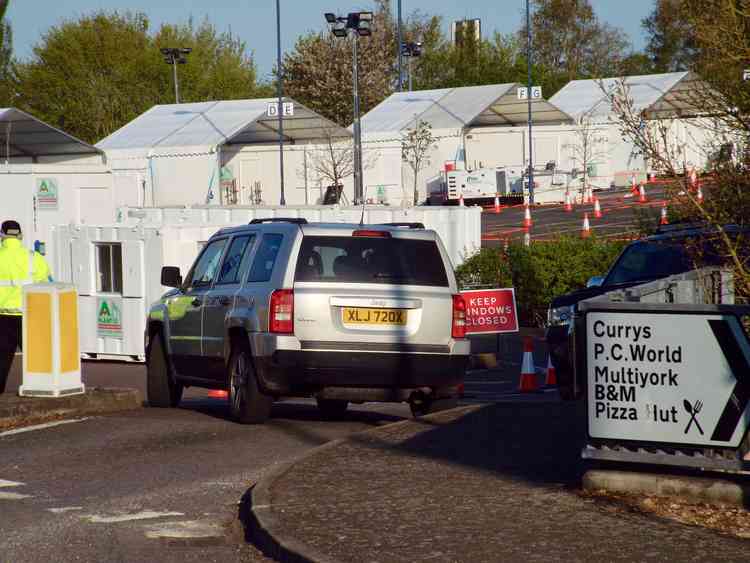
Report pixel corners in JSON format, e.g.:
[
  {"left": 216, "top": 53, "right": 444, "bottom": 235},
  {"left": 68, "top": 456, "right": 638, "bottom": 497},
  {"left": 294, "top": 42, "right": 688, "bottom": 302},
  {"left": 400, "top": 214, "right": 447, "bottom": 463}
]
[
  {"left": 97, "top": 98, "right": 351, "bottom": 157},
  {"left": 0, "top": 108, "right": 101, "bottom": 158},
  {"left": 360, "top": 83, "right": 572, "bottom": 137},
  {"left": 549, "top": 71, "right": 705, "bottom": 120}
]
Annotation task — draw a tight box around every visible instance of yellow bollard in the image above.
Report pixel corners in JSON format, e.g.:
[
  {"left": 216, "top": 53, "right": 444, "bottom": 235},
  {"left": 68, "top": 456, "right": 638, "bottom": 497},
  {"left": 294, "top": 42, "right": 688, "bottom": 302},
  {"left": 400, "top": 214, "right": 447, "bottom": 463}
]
[{"left": 19, "top": 284, "right": 85, "bottom": 397}]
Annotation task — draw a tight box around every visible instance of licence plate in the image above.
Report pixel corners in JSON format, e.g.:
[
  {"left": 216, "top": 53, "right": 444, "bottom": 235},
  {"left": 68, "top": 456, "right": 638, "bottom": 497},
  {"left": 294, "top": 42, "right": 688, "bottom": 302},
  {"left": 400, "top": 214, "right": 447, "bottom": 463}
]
[{"left": 342, "top": 307, "right": 406, "bottom": 325}]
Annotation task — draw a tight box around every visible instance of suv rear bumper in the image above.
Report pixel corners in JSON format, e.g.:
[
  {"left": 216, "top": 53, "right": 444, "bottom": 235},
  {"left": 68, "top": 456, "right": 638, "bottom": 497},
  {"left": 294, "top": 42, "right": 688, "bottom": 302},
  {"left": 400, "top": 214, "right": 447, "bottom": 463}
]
[{"left": 251, "top": 334, "right": 469, "bottom": 397}]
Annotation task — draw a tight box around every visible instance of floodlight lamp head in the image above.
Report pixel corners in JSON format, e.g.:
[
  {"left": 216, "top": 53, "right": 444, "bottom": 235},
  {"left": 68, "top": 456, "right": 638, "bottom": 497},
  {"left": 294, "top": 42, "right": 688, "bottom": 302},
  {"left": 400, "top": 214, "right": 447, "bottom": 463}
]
[
  {"left": 358, "top": 11, "right": 373, "bottom": 22},
  {"left": 332, "top": 23, "right": 348, "bottom": 38},
  {"left": 324, "top": 12, "right": 337, "bottom": 24},
  {"left": 357, "top": 20, "right": 372, "bottom": 36},
  {"left": 346, "top": 13, "right": 360, "bottom": 29},
  {"left": 179, "top": 47, "right": 192, "bottom": 55},
  {"left": 160, "top": 47, "right": 171, "bottom": 55}
]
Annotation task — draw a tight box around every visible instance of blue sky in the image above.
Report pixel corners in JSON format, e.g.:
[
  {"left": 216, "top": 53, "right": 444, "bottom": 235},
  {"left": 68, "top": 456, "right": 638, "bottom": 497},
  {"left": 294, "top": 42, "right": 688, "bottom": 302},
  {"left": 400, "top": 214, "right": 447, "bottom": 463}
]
[{"left": 6, "top": 1, "right": 654, "bottom": 80}]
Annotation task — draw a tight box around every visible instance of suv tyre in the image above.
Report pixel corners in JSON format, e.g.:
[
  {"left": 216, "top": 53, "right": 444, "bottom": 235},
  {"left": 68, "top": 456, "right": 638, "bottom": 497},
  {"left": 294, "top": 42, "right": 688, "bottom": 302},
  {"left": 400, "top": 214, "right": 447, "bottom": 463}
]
[
  {"left": 228, "top": 340, "right": 272, "bottom": 424},
  {"left": 147, "top": 332, "right": 183, "bottom": 408},
  {"left": 316, "top": 399, "right": 349, "bottom": 420}
]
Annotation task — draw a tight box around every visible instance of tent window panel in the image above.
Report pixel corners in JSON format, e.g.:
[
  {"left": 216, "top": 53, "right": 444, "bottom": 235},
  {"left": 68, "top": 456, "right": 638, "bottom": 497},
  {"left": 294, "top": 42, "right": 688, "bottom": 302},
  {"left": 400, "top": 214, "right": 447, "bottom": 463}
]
[{"left": 95, "top": 243, "right": 123, "bottom": 294}]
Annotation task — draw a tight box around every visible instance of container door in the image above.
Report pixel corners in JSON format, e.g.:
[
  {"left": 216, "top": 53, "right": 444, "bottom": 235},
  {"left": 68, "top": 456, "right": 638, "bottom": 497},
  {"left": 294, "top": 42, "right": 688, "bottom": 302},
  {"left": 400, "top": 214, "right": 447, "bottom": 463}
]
[
  {"left": 202, "top": 233, "right": 257, "bottom": 380},
  {"left": 166, "top": 237, "right": 227, "bottom": 377}
]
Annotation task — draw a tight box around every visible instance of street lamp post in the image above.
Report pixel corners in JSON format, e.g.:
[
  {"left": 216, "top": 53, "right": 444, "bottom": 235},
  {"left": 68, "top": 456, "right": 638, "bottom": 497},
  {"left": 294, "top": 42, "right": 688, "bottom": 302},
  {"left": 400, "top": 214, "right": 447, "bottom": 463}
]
[
  {"left": 397, "top": 0, "right": 403, "bottom": 91},
  {"left": 324, "top": 11, "right": 373, "bottom": 205},
  {"left": 276, "top": 0, "right": 286, "bottom": 206},
  {"left": 160, "top": 47, "right": 192, "bottom": 104},
  {"left": 401, "top": 42, "right": 422, "bottom": 91},
  {"left": 526, "top": 0, "right": 535, "bottom": 204}
]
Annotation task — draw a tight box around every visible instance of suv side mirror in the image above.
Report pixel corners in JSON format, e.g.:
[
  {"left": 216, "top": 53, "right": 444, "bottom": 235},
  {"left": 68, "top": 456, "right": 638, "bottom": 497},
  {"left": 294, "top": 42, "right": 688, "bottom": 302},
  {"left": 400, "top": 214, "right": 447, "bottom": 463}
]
[
  {"left": 161, "top": 266, "right": 182, "bottom": 288},
  {"left": 586, "top": 275, "right": 604, "bottom": 288}
]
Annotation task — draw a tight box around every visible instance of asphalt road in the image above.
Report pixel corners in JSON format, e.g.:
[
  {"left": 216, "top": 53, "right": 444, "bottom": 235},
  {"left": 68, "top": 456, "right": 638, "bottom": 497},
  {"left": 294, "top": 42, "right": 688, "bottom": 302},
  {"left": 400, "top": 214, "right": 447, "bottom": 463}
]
[
  {"left": 481, "top": 184, "right": 670, "bottom": 245},
  {"left": 0, "top": 360, "right": 412, "bottom": 562}
]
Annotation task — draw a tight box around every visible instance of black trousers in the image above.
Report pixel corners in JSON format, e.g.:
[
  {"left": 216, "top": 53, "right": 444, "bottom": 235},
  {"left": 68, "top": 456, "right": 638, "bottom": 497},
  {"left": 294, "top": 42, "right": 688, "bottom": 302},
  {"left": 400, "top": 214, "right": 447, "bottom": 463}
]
[{"left": 0, "top": 315, "right": 22, "bottom": 394}]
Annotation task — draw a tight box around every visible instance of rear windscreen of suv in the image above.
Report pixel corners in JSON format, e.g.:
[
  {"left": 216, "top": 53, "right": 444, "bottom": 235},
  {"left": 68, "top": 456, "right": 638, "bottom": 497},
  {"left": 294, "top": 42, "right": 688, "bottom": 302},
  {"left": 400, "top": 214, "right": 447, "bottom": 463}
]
[{"left": 294, "top": 235, "right": 449, "bottom": 287}]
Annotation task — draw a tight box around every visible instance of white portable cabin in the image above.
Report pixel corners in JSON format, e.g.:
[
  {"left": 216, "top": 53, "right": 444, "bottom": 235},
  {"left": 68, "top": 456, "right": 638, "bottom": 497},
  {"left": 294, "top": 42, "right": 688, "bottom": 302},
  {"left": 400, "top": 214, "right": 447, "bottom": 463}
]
[
  {"left": 96, "top": 98, "right": 352, "bottom": 210},
  {"left": 549, "top": 71, "right": 715, "bottom": 188},
  {"left": 53, "top": 205, "right": 482, "bottom": 361},
  {"left": 0, "top": 108, "right": 113, "bottom": 266},
  {"left": 358, "top": 83, "right": 574, "bottom": 205}
]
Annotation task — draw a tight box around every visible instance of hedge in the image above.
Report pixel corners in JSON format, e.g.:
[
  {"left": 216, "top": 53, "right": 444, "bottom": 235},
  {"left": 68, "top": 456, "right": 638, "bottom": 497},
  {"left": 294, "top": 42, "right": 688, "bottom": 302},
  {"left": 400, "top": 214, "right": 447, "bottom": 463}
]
[{"left": 456, "top": 236, "right": 628, "bottom": 327}]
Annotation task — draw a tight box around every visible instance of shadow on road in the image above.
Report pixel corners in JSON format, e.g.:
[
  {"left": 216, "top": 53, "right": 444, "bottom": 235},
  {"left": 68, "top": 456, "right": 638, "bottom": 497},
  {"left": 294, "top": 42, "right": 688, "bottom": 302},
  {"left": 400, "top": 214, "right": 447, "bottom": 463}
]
[{"left": 348, "top": 400, "right": 587, "bottom": 486}]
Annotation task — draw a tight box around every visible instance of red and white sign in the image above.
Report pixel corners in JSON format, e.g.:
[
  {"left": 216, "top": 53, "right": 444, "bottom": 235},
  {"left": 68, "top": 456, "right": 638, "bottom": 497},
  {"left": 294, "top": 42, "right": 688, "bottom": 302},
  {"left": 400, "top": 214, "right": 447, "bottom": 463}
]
[{"left": 461, "top": 288, "right": 518, "bottom": 335}]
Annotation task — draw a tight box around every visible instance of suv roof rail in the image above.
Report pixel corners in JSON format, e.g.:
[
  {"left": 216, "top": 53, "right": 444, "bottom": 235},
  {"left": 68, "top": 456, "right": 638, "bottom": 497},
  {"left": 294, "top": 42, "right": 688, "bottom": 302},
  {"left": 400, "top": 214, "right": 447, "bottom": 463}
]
[
  {"left": 380, "top": 222, "right": 425, "bottom": 229},
  {"left": 249, "top": 217, "right": 308, "bottom": 225}
]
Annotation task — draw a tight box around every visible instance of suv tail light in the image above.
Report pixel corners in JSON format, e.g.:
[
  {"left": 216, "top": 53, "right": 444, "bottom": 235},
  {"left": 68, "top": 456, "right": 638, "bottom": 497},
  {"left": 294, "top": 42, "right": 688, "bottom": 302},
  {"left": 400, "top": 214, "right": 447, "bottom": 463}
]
[
  {"left": 452, "top": 294, "right": 466, "bottom": 338},
  {"left": 269, "top": 289, "right": 294, "bottom": 334}
]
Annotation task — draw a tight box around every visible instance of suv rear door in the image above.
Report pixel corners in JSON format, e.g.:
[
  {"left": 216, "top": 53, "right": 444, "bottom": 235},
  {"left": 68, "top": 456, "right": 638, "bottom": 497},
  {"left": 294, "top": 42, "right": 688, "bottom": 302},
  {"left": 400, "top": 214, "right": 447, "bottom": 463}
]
[
  {"left": 292, "top": 230, "right": 455, "bottom": 351},
  {"left": 202, "top": 232, "right": 258, "bottom": 379}
]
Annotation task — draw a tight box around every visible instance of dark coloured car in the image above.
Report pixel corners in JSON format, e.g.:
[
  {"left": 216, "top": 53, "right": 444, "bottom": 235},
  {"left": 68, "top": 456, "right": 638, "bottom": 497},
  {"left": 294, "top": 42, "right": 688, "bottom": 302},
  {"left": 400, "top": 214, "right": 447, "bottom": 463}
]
[{"left": 546, "top": 223, "right": 746, "bottom": 400}]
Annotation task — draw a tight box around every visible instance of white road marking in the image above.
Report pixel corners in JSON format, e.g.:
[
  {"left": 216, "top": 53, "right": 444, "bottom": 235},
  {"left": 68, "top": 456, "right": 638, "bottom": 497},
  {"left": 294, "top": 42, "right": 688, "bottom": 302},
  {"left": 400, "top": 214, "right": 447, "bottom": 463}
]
[
  {"left": 0, "top": 491, "right": 33, "bottom": 500},
  {"left": 0, "top": 479, "right": 24, "bottom": 488},
  {"left": 144, "top": 520, "right": 224, "bottom": 540},
  {"left": 0, "top": 418, "right": 90, "bottom": 438},
  {"left": 84, "top": 510, "right": 184, "bottom": 524},
  {"left": 47, "top": 506, "right": 84, "bottom": 514}
]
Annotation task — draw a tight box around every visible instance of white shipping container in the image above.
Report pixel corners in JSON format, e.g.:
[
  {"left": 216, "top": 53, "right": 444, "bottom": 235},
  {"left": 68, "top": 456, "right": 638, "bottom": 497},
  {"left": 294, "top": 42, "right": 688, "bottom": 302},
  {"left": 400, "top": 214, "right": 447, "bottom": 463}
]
[{"left": 54, "top": 205, "right": 482, "bottom": 360}]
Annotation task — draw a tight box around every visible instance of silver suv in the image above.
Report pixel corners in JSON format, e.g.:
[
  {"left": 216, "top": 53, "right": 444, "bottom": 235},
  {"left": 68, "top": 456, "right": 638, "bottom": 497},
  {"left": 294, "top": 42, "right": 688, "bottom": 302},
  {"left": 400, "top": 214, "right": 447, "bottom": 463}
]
[{"left": 146, "top": 219, "right": 470, "bottom": 423}]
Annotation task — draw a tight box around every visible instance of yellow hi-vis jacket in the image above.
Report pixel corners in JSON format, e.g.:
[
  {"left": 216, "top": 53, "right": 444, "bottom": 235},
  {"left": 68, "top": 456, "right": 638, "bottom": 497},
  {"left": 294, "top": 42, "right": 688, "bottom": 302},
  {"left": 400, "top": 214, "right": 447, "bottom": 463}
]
[{"left": 0, "top": 238, "right": 52, "bottom": 316}]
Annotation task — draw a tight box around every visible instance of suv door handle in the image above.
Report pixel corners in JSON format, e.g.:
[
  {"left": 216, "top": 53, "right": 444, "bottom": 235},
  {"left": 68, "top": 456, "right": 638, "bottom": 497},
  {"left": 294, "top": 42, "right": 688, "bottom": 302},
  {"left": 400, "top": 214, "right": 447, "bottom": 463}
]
[{"left": 191, "top": 297, "right": 202, "bottom": 307}]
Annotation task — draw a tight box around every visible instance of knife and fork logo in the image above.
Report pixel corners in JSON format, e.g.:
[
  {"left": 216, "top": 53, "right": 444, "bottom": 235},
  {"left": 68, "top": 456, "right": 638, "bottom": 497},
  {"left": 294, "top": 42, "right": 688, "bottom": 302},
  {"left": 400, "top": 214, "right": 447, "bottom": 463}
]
[{"left": 683, "top": 399, "right": 704, "bottom": 435}]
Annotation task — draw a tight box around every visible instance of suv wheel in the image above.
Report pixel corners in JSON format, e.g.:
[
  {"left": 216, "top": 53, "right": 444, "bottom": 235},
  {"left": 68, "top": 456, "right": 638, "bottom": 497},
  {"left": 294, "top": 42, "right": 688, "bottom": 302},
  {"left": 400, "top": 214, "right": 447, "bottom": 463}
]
[
  {"left": 316, "top": 398, "right": 349, "bottom": 420},
  {"left": 147, "top": 332, "right": 183, "bottom": 408},
  {"left": 228, "top": 341, "right": 272, "bottom": 424}
]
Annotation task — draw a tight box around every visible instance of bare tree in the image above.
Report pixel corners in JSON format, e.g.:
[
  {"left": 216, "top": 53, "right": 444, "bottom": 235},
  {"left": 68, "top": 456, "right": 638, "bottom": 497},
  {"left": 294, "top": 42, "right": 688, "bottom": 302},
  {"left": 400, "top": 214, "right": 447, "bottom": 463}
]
[
  {"left": 302, "top": 128, "right": 380, "bottom": 204},
  {"left": 565, "top": 109, "right": 610, "bottom": 199},
  {"left": 401, "top": 119, "right": 436, "bottom": 206}
]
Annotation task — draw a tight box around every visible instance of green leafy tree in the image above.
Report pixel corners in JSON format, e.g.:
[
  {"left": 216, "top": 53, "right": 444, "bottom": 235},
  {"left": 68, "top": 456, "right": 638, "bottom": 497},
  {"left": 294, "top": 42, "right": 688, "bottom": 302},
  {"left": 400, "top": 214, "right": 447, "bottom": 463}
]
[
  {"left": 0, "top": 0, "right": 14, "bottom": 106},
  {"left": 642, "top": 0, "right": 697, "bottom": 72},
  {"left": 521, "top": 0, "right": 631, "bottom": 93},
  {"left": 15, "top": 11, "right": 263, "bottom": 144}
]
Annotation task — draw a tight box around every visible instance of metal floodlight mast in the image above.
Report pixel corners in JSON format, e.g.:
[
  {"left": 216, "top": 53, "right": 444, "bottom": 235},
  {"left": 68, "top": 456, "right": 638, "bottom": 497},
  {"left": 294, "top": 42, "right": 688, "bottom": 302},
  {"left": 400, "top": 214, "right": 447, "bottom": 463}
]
[
  {"left": 397, "top": 0, "right": 403, "bottom": 91},
  {"left": 324, "top": 10, "right": 372, "bottom": 205},
  {"left": 161, "top": 47, "right": 191, "bottom": 104},
  {"left": 402, "top": 42, "right": 422, "bottom": 91}
]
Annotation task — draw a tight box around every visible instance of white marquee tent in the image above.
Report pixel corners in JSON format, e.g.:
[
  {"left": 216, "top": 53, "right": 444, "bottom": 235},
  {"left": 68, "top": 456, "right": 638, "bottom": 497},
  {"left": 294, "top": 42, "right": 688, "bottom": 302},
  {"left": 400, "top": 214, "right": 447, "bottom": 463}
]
[{"left": 97, "top": 98, "right": 351, "bottom": 208}]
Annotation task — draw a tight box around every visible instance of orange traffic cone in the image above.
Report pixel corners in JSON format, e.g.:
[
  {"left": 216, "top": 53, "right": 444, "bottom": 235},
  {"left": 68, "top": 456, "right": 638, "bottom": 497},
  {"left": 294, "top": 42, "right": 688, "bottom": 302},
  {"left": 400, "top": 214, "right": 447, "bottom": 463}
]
[
  {"left": 544, "top": 354, "right": 557, "bottom": 387},
  {"left": 494, "top": 193, "right": 501, "bottom": 214},
  {"left": 523, "top": 231, "right": 531, "bottom": 247},
  {"left": 208, "top": 389, "right": 228, "bottom": 399},
  {"left": 638, "top": 183, "right": 647, "bottom": 203},
  {"left": 581, "top": 212, "right": 591, "bottom": 238},
  {"left": 459, "top": 193, "right": 465, "bottom": 207},
  {"left": 522, "top": 205, "right": 532, "bottom": 229},
  {"left": 518, "top": 336, "right": 539, "bottom": 393},
  {"left": 630, "top": 175, "right": 638, "bottom": 195},
  {"left": 564, "top": 191, "right": 573, "bottom": 212},
  {"left": 689, "top": 168, "right": 698, "bottom": 190},
  {"left": 660, "top": 206, "right": 669, "bottom": 225},
  {"left": 593, "top": 197, "right": 602, "bottom": 218},
  {"left": 696, "top": 185, "right": 704, "bottom": 204}
]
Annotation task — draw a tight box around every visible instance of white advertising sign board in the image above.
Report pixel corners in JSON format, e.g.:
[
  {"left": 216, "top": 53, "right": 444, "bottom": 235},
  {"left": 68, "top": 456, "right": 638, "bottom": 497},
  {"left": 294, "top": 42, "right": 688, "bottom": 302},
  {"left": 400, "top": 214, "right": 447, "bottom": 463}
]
[{"left": 587, "top": 311, "right": 750, "bottom": 447}]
